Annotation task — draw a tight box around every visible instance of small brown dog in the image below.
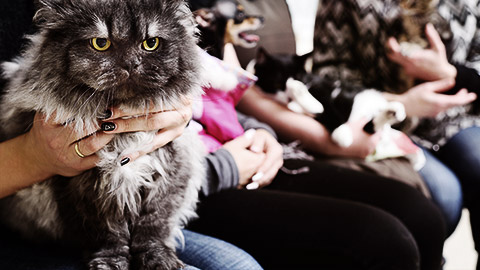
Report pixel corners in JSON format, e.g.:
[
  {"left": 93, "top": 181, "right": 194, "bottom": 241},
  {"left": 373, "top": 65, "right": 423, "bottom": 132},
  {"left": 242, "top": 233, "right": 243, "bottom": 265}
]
[{"left": 194, "top": 0, "right": 264, "bottom": 58}]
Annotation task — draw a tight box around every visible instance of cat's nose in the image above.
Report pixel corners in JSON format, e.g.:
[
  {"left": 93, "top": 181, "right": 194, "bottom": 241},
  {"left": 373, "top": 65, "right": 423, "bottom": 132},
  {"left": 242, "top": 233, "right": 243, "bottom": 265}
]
[{"left": 121, "top": 57, "right": 141, "bottom": 73}]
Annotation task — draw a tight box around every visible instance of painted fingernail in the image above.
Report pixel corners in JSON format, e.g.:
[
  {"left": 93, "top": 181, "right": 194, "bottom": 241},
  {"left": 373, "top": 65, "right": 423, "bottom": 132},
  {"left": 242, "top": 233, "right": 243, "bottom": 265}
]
[
  {"left": 120, "top": 157, "right": 130, "bottom": 166},
  {"left": 101, "top": 122, "right": 116, "bottom": 132},
  {"left": 251, "top": 172, "right": 264, "bottom": 182},
  {"left": 98, "top": 109, "right": 113, "bottom": 119},
  {"left": 244, "top": 129, "right": 256, "bottom": 140},
  {"left": 246, "top": 182, "right": 259, "bottom": 190}
]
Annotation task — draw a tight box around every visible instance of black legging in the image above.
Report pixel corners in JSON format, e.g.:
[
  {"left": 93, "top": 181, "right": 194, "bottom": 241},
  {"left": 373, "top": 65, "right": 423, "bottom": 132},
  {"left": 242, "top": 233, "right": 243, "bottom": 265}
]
[{"left": 188, "top": 160, "right": 446, "bottom": 270}]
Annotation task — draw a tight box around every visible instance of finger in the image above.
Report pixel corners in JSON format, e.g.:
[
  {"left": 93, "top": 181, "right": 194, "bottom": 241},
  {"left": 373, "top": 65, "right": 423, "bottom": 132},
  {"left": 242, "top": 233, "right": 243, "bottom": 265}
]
[
  {"left": 424, "top": 78, "right": 455, "bottom": 93},
  {"left": 441, "top": 88, "right": 477, "bottom": 107},
  {"left": 107, "top": 97, "right": 193, "bottom": 120},
  {"left": 426, "top": 23, "right": 445, "bottom": 54},
  {"left": 101, "top": 109, "right": 190, "bottom": 133},
  {"left": 76, "top": 155, "right": 101, "bottom": 171},
  {"left": 72, "top": 132, "right": 114, "bottom": 158},
  {"left": 119, "top": 127, "right": 184, "bottom": 165},
  {"left": 249, "top": 132, "right": 266, "bottom": 153},
  {"left": 255, "top": 158, "right": 283, "bottom": 187},
  {"left": 234, "top": 129, "right": 257, "bottom": 148},
  {"left": 386, "top": 37, "right": 405, "bottom": 64}
]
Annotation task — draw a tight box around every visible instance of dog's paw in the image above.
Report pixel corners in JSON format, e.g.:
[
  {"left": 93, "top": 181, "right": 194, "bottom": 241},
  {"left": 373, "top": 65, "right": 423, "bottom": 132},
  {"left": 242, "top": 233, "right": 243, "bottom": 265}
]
[
  {"left": 373, "top": 101, "right": 406, "bottom": 129},
  {"left": 88, "top": 256, "right": 129, "bottom": 270},
  {"left": 331, "top": 124, "right": 353, "bottom": 148},
  {"left": 135, "top": 247, "right": 184, "bottom": 270}
]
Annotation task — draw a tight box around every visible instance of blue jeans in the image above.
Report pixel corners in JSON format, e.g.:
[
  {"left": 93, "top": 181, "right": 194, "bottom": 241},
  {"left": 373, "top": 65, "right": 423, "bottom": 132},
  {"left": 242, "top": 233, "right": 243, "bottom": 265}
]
[
  {"left": 178, "top": 230, "right": 262, "bottom": 270},
  {"left": 419, "top": 147, "right": 463, "bottom": 236},
  {"left": 0, "top": 228, "right": 261, "bottom": 270},
  {"left": 419, "top": 126, "right": 480, "bottom": 243}
]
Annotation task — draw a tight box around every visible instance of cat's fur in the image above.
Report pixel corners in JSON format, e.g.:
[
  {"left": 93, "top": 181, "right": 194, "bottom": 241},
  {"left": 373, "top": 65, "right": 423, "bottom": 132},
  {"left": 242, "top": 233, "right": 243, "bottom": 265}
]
[
  {"left": 252, "top": 0, "right": 450, "bottom": 147},
  {"left": 0, "top": 0, "right": 205, "bottom": 269}
]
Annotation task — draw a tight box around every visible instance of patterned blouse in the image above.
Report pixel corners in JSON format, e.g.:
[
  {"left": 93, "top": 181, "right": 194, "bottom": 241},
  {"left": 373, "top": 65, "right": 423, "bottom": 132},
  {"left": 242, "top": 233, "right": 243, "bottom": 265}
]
[{"left": 313, "top": 0, "right": 480, "bottom": 151}]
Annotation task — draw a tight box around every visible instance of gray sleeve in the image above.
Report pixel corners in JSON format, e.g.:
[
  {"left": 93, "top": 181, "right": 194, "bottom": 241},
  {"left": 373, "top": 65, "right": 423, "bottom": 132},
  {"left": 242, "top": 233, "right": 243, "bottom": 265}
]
[
  {"left": 202, "top": 148, "right": 240, "bottom": 197},
  {"left": 236, "top": 111, "right": 277, "bottom": 139}
]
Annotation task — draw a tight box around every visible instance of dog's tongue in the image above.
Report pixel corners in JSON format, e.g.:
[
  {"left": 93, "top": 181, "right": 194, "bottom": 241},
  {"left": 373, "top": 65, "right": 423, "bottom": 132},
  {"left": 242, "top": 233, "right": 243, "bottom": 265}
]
[{"left": 239, "top": 32, "right": 260, "bottom": 43}]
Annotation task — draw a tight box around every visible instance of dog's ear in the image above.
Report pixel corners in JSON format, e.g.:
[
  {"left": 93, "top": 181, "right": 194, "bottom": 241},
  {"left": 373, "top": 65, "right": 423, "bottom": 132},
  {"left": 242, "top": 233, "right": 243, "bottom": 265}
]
[{"left": 194, "top": 8, "right": 216, "bottom": 28}]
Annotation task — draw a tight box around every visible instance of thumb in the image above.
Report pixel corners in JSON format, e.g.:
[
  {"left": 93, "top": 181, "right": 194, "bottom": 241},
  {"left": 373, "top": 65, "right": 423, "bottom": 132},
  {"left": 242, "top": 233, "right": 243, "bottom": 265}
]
[
  {"left": 426, "top": 78, "right": 456, "bottom": 94},
  {"left": 235, "top": 129, "right": 257, "bottom": 148}
]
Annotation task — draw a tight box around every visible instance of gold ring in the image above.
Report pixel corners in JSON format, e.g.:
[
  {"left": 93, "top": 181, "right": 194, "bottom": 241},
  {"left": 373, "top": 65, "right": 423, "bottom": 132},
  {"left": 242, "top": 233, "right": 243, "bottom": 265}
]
[{"left": 74, "top": 142, "right": 86, "bottom": 158}]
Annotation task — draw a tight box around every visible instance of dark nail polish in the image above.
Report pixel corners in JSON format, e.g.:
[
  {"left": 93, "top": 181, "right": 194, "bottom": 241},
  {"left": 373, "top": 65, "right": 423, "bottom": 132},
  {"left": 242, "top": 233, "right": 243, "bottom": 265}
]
[
  {"left": 104, "top": 109, "right": 113, "bottom": 119},
  {"left": 101, "top": 122, "right": 116, "bottom": 132},
  {"left": 98, "top": 109, "right": 112, "bottom": 119},
  {"left": 120, "top": 157, "right": 130, "bottom": 166}
]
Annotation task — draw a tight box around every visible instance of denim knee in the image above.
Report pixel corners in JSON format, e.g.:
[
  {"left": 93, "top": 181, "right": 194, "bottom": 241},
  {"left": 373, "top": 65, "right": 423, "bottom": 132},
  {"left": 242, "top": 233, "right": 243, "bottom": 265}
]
[
  {"left": 178, "top": 229, "right": 263, "bottom": 270},
  {"left": 419, "top": 149, "right": 463, "bottom": 236}
]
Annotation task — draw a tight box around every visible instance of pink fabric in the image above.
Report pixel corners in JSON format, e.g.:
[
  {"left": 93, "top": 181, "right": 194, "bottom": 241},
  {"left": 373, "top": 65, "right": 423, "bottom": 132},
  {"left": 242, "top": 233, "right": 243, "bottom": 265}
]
[{"left": 195, "top": 51, "right": 257, "bottom": 152}]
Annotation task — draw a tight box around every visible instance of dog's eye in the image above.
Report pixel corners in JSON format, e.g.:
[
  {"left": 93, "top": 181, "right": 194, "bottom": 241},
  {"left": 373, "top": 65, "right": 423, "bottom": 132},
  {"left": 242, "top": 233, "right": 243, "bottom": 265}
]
[
  {"left": 234, "top": 11, "right": 246, "bottom": 23},
  {"left": 142, "top": 37, "right": 160, "bottom": 51},
  {"left": 91, "top": 38, "right": 111, "bottom": 51}
]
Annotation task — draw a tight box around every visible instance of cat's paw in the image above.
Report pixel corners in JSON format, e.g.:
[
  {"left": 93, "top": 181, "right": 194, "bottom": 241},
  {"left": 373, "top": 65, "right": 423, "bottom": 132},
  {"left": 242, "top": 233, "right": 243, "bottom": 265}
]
[
  {"left": 331, "top": 124, "right": 353, "bottom": 148},
  {"left": 88, "top": 256, "right": 129, "bottom": 270},
  {"left": 135, "top": 247, "right": 184, "bottom": 270}
]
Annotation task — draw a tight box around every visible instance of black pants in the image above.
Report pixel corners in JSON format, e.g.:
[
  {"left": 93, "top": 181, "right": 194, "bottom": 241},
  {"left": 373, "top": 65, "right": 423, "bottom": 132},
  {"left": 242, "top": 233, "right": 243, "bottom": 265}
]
[{"left": 188, "top": 159, "right": 446, "bottom": 270}]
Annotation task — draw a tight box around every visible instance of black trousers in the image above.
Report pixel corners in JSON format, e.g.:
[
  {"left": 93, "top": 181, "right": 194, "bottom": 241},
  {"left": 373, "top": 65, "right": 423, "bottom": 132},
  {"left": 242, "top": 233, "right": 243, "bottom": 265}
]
[{"left": 188, "top": 159, "right": 446, "bottom": 270}]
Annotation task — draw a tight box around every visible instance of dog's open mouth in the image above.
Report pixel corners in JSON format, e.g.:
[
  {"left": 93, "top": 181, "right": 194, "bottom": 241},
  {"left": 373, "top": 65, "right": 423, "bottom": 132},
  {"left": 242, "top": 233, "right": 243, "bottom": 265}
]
[{"left": 238, "top": 32, "right": 260, "bottom": 44}]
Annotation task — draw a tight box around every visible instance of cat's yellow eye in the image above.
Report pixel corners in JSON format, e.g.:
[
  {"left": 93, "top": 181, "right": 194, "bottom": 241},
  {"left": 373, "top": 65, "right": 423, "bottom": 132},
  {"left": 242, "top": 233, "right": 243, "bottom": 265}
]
[
  {"left": 91, "top": 38, "right": 111, "bottom": 51},
  {"left": 142, "top": 37, "right": 160, "bottom": 51}
]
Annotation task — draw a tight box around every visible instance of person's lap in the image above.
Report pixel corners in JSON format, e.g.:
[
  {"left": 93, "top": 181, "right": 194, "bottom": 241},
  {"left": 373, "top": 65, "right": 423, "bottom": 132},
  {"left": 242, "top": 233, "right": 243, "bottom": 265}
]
[
  {"left": 189, "top": 188, "right": 421, "bottom": 270},
  {"left": 0, "top": 227, "right": 257, "bottom": 270},
  {"left": 435, "top": 126, "right": 480, "bottom": 251}
]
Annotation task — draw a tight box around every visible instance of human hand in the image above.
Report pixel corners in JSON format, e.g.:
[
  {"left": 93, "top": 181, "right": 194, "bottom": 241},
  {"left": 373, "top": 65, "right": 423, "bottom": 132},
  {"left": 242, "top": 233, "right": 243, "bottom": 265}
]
[
  {"left": 388, "top": 79, "right": 476, "bottom": 117},
  {"left": 245, "top": 129, "right": 284, "bottom": 188},
  {"left": 99, "top": 98, "right": 193, "bottom": 164},
  {"left": 22, "top": 112, "right": 115, "bottom": 178},
  {"left": 222, "top": 129, "right": 266, "bottom": 188},
  {"left": 22, "top": 98, "right": 193, "bottom": 178},
  {"left": 387, "top": 23, "right": 457, "bottom": 81}
]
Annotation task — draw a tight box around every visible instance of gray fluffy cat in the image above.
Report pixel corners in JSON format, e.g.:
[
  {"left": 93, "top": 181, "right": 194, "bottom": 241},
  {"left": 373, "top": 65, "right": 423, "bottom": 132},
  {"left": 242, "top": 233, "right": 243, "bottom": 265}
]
[{"left": 0, "top": 0, "right": 205, "bottom": 269}]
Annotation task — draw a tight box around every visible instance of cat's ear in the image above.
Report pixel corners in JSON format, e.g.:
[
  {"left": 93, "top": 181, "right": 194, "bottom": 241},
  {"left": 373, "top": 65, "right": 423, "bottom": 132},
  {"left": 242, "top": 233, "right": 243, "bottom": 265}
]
[
  {"left": 33, "top": 0, "right": 72, "bottom": 25},
  {"left": 296, "top": 51, "right": 313, "bottom": 64},
  {"left": 255, "top": 47, "right": 270, "bottom": 65}
]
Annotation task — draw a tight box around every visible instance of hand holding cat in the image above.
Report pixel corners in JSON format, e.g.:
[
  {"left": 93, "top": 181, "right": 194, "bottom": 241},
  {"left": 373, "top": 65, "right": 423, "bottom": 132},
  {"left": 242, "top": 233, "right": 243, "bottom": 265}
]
[
  {"left": 385, "top": 79, "right": 476, "bottom": 118},
  {"left": 387, "top": 23, "right": 457, "bottom": 81},
  {"left": 99, "top": 97, "right": 193, "bottom": 165}
]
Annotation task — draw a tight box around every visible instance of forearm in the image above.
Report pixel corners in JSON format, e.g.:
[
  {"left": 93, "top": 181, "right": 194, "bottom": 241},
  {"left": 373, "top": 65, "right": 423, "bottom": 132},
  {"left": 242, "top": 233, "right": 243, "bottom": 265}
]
[
  {"left": 236, "top": 87, "right": 339, "bottom": 156},
  {"left": 0, "top": 134, "right": 52, "bottom": 198},
  {"left": 202, "top": 149, "right": 239, "bottom": 197}
]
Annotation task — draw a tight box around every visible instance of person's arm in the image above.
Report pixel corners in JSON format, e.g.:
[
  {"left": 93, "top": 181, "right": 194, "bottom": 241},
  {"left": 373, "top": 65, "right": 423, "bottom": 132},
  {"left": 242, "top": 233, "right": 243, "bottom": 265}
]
[
  {"left": 202, "top": 149, "right": 240, "bottom": 197},
  {"left": 236, "top": 86, "right": 379, "bottom": 158},
  {"left": 386, "top": 23, "right": 478, "bottom": 117},
  {"left": 0, "top": 99, "right": 193, "bottom": 199}
]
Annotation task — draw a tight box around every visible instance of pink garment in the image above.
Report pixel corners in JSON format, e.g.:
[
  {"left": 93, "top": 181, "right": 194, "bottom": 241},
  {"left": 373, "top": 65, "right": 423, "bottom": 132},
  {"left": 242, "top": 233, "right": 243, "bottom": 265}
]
[{"left": 194, "top": 51, "right": 257, "bottom": 152}]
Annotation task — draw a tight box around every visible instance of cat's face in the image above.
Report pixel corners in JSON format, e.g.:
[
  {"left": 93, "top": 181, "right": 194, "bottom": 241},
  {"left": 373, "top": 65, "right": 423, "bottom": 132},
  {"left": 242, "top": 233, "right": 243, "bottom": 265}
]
[
  {"left": 31, "top": 0, "right": 199, "bottom": 109},
  {"left": 252, "top": 47, "right": 310, "bottom": 94}
]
